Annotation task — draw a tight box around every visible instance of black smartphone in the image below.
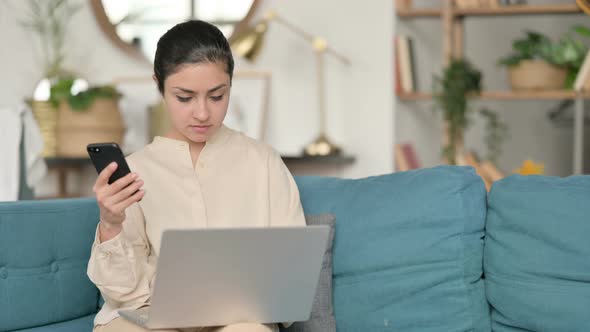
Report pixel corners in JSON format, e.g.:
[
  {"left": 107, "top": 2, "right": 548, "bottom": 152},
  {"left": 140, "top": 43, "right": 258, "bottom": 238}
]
[{"left": 87, "top": 143, "right": 132, "bottom": 184}]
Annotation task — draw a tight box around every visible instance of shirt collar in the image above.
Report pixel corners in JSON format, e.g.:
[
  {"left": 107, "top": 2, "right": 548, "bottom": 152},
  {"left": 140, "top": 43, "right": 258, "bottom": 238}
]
[{"left": 152, "top": 124, "right": 232, "bottom": 149}]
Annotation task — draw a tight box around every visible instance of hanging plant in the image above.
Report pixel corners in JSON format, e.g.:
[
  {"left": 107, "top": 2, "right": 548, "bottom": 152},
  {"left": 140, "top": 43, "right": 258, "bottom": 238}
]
[{"left": 433, "top": 59, "right": 507, "bottom": 164}]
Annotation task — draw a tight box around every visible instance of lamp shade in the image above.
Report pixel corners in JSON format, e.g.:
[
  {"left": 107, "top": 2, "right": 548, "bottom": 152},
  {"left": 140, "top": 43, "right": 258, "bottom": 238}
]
[{"left": 230, "top": 21, "right": 268, "bottom": 62}]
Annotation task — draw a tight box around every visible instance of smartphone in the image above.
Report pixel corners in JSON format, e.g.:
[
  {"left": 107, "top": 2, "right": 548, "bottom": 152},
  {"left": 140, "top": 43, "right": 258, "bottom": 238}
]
[{"left": 87, "top": 143, "right": 132, "bottom": 184}]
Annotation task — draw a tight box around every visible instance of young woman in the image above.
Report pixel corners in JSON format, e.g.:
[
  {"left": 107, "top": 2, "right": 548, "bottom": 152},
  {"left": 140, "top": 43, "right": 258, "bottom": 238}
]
[{"left": 88, "top": 20, "right": 305, "bottom": 332}]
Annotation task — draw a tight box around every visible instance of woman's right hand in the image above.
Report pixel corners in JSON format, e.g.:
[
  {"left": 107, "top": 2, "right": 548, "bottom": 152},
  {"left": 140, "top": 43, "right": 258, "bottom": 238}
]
[{"left": 93, "top": 162, "right": 145, "bottom": 241}]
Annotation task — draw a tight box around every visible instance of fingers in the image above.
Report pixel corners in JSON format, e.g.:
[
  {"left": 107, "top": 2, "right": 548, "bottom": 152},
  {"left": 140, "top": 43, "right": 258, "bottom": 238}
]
[
  {"left": 109, "top": 172, "right": 139, "bottom": 194},
  {"left": 94, "top": 162, "right": 118, "bottom": 190},
  {"left": 112, "top": 189, "right": 145, "bottom": 214},
  {"left": 109, "top": 179, "right": 144, "bottom": 206}
]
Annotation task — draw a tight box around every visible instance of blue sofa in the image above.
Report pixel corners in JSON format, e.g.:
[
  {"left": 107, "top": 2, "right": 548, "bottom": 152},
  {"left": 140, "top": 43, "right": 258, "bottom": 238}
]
[{"left": 1, "top": 166, "right": 588, "bottom": 332}]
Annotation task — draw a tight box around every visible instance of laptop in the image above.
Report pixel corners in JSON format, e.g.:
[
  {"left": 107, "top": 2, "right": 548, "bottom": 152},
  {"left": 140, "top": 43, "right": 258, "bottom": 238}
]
[{"left": 119, "top": 226, "right": 329, "bottom": 330}]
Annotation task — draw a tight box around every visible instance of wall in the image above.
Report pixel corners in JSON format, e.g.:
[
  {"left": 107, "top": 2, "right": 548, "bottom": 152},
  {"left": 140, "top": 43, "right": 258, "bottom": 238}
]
[
  {"left": 0, "top": 0, "right": 394, "bottom": 197},
  {"left": 396, "top": 0, "right": 590, "bottom": 176}
]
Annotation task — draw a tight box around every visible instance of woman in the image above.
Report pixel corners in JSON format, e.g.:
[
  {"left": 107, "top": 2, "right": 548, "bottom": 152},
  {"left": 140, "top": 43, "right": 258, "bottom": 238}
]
[{"left": 88, "top": 20, "right": 305, "bottom": 332}]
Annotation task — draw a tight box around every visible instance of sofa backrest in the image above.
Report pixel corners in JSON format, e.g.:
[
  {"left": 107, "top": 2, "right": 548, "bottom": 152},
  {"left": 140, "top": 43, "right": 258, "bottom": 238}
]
[
  {"left": 295, "top": 166, "right": 491, "bottom": 332},
  {"left": 484, "top": 174, "right": 590, "bottom": 331},
  {"left": 0, "top": 198, "right": 100, "bottom": 331}
]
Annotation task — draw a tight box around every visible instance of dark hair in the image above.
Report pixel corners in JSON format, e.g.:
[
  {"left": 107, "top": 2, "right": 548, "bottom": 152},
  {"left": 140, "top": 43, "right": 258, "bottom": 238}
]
[{"left": 154, "top": 20, "right": 234, "bottom": 94}]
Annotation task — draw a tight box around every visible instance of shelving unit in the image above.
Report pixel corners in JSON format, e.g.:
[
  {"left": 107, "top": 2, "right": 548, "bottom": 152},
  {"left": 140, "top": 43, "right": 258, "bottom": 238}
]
[
  {"left": 395, "top": 1, "right": 587, "bottom": 174},
  {"left": 399, "top": 90, "right": 590, "bottom": 101},
  {"left": 397, "top": 3, "right": 581, "bottom": 18}
]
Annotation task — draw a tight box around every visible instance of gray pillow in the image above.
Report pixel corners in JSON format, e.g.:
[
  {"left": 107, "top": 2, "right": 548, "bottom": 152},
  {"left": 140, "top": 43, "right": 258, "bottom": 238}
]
[{"left": 282, "top": 214, "right": 336, "bottom": 332}]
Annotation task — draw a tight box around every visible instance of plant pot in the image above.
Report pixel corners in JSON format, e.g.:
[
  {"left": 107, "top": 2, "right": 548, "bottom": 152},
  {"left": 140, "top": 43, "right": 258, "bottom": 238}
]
[
  {"left": 508, "top": 60, "right": 567, "bottom": 90},
  {"left": 56, "top": 98, "right": 125, "bottom": 157},
  {"left": 29, "top": 100, "right": 58, "bottom": 157}
]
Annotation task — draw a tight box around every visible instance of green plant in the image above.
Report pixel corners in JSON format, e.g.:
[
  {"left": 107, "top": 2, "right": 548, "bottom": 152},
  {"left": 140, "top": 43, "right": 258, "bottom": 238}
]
[
  {"left": 498, "top": 26, "right": 590, "bottom": 88},
  {"left": 50, "top": 78, "right": 121, "bottom": 112},
  {"left": 434, "top": 59, "right": 507, "bottom": 164},
  {"left": 19, "top": 0, "right": 81, "bottom": 79},
  {"left": 480, "top": 108, "right": 508, "bottom": 164}
]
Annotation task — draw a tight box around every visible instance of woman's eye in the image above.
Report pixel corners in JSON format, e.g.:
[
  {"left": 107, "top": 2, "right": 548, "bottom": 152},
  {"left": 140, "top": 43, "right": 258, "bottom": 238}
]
[
  {"left": 210, "top": 95, "right": 224, "bottom": 102},
  {"left": 176, "top": 96, "right": 191, "bottom": 103}
]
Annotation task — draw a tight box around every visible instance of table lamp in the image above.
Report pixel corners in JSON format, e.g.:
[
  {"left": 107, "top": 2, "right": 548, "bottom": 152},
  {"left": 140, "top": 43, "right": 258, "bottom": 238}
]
[{"left": 230, "top": 10, "right": 350, "bottom": 156}]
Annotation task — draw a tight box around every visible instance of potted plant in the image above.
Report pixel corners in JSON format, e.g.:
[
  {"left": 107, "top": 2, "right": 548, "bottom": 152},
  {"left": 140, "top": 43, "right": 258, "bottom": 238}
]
[
  {"left": 20, "top": 0, "right": 81, "bottom": 156},
  {"left": 51, "top": 78, "right": 126, "bottom": 157},
  {"left": 498, "top": 27, "right": 590, "bottom": 90},
  {"left": 433, "top": 59, "right": 507, "bottom": 165},
  {"left": 21, "top": 0, "right": 126, "bottom": 157}
]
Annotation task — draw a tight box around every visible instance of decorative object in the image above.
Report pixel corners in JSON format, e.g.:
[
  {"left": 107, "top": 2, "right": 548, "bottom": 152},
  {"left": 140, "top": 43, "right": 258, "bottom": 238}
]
[
  {"left": 433, "top": 59, "right": 507, "bottom": 164},
  {"left": 514, "top": 159, "right": 545, "bottom": 175},
  {"left": 29, "top": 100, "right": 57, "bottom": 157},
  {"left": 148, "top": 101, "right": 170, "bottom": 141},
  {"left": 56, "top": 98, "right": 125, "bottom": 157},
  {"left": 498, "top": 29, "right": 590, "bottom": 90},
  {"left": 507, "top": 60, "right": 567, "bottom": 90},
  {"left": 225, "top": 70, "right": 271, "bottom": 141},
  {"left": 577, "top": 0, "right": 590, "bottom": 15},
  {"left": 394, "top": 143, "right": 421, "bottom": 172},
  {"left": 50, "top": 78, "right": 125, "bottom": 157},
  {"left": 230, "top": 10, "right": 351, "bottom": 157},
  {"left": 20, "top": 0, "right": 82, "bottom": 157},
  {"left": 90, "top": 0, "right": 260, "bottom": 63}
]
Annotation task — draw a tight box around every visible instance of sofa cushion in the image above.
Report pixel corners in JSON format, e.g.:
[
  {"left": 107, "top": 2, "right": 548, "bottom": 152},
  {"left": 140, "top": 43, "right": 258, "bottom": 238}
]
[
  {"left": 484, "top": 175, "right": 590, "bottom": 332},
  {"left": 295, "top": 166, "right": 490, "bottom": 332},
  {"left": 12, "top": 314, "right": 95, "bottom": 332},
  {"left": 282, "top": 214, "right": 336, "bottom": 332},
  {"left": 0, "top": 199, "right": 100, "bottom": 332}
]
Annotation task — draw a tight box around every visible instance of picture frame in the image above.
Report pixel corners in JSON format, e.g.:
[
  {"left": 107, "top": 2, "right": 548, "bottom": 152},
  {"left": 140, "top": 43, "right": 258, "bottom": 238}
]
[{"left": 225, "top": 70, "right": 271, "bottom": 141}]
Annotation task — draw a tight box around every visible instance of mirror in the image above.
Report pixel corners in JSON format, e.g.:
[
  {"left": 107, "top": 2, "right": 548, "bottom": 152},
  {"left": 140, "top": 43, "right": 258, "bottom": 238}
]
[{"left": 90, "top": 0, "right": 260, "bottom": 63}]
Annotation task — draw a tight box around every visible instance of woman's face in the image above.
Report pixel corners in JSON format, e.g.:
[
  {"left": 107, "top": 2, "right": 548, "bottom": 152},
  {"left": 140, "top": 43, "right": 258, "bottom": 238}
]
[{"left": 162, "top": 61, "right": 231, "bottom": 144}]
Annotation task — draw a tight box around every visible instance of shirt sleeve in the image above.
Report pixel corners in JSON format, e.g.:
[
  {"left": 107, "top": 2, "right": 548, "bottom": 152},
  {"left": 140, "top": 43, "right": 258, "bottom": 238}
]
[
  {"left": 87, "top": 202, "right": 154, "bottom": 308},
  {"left": 267, "top": 150, "right": 306, "bottom": 228}
]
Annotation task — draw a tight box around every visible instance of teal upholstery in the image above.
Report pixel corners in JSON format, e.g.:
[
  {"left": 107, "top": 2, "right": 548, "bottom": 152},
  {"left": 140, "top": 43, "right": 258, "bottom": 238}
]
[
  {"left": 484, "top": 175, "right": 590, "bottom": 332},
  {"left": 0, "top": 199, "right": 100, "bottom": 332},
  {"left": 294, "top": 166, "right": 490, "bottom": 332},
  {"left": 13, "top": 315, "right": 95, "bottom": 332},
  {"left": 3, "top": 167, "right": 588, "bottom": 331}
]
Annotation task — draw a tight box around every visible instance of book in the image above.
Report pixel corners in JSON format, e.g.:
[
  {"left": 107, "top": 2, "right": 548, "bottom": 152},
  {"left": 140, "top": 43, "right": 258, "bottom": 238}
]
[
  {"left": 396, "top": 35, "right": 415, "bottom": 94},
  {"left": 394, "top": 143, "right": 420, "bottom": 171},
  {"left": 574, "top": 49, "right": 590, "bottom": 92},
  {"left": 395, "top": 0, "right": 413, "bottom": 10},
  {"left": 394, "top": 37, "right": 403, "bottom": 95}
]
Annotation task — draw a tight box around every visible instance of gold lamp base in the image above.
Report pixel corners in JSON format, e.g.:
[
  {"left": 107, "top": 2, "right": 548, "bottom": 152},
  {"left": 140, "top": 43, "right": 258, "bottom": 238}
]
[{"left": 303, "top": 134, "right": 341, "bottom": 157}]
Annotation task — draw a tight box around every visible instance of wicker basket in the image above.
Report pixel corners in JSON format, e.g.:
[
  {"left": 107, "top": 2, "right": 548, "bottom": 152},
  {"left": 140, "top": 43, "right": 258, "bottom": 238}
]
[
  {"left": 30, "top": 100, "right": 58, "bottom": 157},
  {"left": 508, "top": 60, "right": 567, "bottom": 91},
  {"left": 56, "top": 98, "right": 125, "bottom": 157}
]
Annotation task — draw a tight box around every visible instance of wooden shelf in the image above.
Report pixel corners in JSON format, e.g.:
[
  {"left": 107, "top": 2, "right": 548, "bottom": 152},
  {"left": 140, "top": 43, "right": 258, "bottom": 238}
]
[
  {"left": 398, "top": 90, "right": 590, "bottom": 101},
  {"left": 397, "top": 4, "right": 581, "bottom": 18}
]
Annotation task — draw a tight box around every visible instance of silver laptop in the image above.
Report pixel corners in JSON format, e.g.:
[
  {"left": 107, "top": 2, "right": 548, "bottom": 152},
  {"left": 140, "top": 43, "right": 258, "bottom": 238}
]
[{"left": 119, "top": 226, "right": 329, "bottom": 330}]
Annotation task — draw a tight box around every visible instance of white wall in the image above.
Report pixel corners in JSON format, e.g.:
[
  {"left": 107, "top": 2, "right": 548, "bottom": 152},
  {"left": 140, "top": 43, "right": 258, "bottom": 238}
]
[
  {"left": 0, "top": 0, "right": 394, "bottom": 197},
  {"left": 396, "top": 0, "right": 590, "bottom": 176},
  {"left": 239, "top": 0, "right": 394, "bottom": 178}
]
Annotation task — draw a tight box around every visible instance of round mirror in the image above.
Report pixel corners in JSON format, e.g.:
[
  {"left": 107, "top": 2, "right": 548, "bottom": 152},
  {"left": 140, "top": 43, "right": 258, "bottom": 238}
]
[{"left": 90, "top": 0, "right": 260, "bottom": 62}]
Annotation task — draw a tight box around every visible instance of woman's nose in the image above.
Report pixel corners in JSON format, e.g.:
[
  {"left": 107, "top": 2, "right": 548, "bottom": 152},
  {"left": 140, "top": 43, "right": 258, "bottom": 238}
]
[{"left": 192, "top": 101, "right": 210, "bottom": 122}]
